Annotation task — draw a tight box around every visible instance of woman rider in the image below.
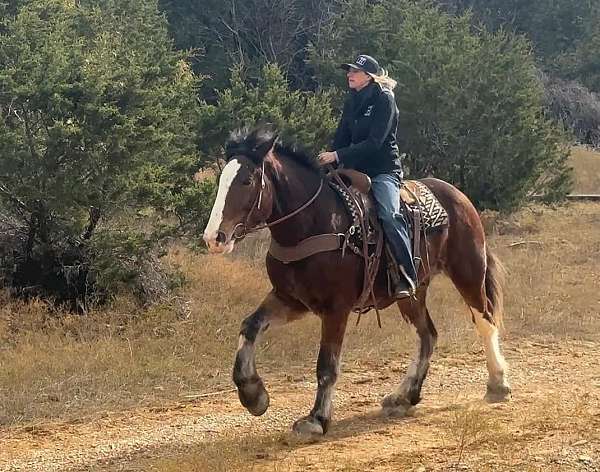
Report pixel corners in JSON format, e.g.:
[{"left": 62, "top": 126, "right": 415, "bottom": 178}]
[{"left": 317, "top": 54, "right": 417, "bottom": 298}]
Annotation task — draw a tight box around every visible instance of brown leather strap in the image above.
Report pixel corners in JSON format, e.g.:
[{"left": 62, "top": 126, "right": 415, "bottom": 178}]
[
  {"left": 402, "top": 184, "right": 423, "bottom": 280},
  {"left": 250, "top": 179, "right": 324, "bottom": 233},
  {"left": 412, "top": 206, "right": 422, "bottom": 277},
  {"left": 328, "top": 166, "right": 383, "bottom": 327},
  {"left": 268, "top": 233, "right": 343, "bottom": 264},
  {"left": 332, "top": 169, "right": 372, "bottom": 194}
]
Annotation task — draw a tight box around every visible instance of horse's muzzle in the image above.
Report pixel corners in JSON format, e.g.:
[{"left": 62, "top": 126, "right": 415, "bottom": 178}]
[{"left": 203, "top": 231, "right": 235, "bottom": 254}]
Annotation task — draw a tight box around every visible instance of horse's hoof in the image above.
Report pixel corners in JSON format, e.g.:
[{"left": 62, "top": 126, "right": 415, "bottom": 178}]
[
  {"left": 292, "top": 416, "right": 325, "bottom": 435},
  {"left": 381, "top": 393, "right": 412, "bottom": 417},
  {"left": 484, "top": 384, "right": 511, "bottom": 403},
  {"left": 237, "top": 379, "right": 270, "bottom": 416}
]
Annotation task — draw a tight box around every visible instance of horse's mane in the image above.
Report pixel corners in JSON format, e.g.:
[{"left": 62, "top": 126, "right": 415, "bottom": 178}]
[{"left": 226, "top": 127, "right": 322, "bottom": 174}]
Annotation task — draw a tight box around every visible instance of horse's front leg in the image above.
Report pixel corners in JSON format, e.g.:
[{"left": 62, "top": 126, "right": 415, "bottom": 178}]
[
  {"left": 293, "top": 311, "right": 349, "bottom": 435},
  {"left": 233, "top": 291, "right": 307, "bottom": 416}
]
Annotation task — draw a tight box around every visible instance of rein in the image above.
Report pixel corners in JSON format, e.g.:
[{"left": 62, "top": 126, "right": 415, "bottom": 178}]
[
  {"left": 254, "top": 179, "right": 324, "bottom": 231},
  {"left": 231, "top": 157, "right": 324, "bottom": 240}
]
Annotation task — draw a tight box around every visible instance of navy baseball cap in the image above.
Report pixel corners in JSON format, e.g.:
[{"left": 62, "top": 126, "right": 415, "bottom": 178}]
[{"left": 341, "top": 54, "right": 381, "bottom": 75}]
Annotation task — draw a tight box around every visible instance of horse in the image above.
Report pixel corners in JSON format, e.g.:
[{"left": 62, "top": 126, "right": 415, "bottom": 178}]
[{"left": 202, "top": 127, "right": 511, "bottom": 435}]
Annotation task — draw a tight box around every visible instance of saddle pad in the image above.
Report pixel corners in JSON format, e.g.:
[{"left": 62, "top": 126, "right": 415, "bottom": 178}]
[{"left": 401, "top": 181, "right": 448, "bottom": 230}]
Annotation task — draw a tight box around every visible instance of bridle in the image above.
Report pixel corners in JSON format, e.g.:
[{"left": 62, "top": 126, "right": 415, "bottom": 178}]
[{"left": 227, "top": 155, "right": 324, "bottom": 241}]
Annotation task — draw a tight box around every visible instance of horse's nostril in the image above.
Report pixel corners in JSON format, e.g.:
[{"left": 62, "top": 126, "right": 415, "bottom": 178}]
[{"left": 216, "top": 231, "right": 227, "bottom": 244}]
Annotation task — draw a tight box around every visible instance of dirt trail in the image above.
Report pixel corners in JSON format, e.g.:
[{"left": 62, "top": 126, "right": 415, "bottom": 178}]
[{"left": 1, "top": 339, "right": 599, "bottom": 471}]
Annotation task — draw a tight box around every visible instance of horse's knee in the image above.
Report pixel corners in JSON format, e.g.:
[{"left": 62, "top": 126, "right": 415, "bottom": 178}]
[{"left": 239, "top": 309, "right": 266, "bottom": 342}]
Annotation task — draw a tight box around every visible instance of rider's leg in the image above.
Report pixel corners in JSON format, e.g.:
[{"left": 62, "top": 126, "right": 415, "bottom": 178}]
[{"left": 371, "top": 173, "right": 417, "bottom": 291}]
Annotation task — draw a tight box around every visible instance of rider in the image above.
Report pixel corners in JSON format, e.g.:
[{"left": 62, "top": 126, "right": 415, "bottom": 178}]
[{"left": 317, "top": 54, "right": 417, "bottom": 298}]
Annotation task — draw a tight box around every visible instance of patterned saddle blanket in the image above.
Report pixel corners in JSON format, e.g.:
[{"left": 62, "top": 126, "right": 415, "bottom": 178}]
[{"left": 399, "top": 180, "right": 449, "bottom": 230}]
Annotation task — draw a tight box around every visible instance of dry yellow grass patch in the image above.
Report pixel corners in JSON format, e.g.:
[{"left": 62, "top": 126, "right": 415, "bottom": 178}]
[
  {"left": 488, "top": 202, "right": 600, "bottom": 339},
  {"left": 569, "top": 146, "right": 600, "bottom": 194},
  {"left": 1, "top": 201, "right": 600, "bottom": 431},
  {"left": 0, "top": 255, "right": 270, "bottom": 426}
]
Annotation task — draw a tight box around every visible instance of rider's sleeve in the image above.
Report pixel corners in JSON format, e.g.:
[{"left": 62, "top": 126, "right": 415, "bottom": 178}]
[
  {"left": 335, "top": 91, "right": 394, "bottom": 169},
  {"left": 332, "top": 100, "right": 352, "bottom": 151}
]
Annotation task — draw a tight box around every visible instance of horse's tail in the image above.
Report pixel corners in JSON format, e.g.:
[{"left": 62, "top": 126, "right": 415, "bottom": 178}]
[{"left": 485, "top": 247, "right": 506, "bottom": 328}]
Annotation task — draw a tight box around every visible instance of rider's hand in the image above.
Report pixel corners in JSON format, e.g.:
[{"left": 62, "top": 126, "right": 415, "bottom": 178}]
[{"left": 317, "top": 151, "right": 338, "bottom": 166}]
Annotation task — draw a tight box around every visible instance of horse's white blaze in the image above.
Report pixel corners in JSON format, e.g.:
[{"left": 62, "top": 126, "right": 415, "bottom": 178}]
[{"left": 203, "top": 159, "right": 242, "bottom": 241}]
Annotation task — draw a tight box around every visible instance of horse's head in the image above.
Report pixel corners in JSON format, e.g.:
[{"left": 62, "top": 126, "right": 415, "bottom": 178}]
[{"left": 203, "top": 128, "right": 277, "bottom": 254}]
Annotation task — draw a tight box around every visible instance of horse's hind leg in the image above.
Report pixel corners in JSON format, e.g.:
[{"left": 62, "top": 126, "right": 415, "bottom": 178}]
[
  {"left": 473, "top": 307, "right": 511, "bottom": 402},
  {"left": 293, "top": 310, "right": 349, "bottom": 435},
  {"left": 382, "top": 287, "right": 438, "bottom": 416},
  {"left": 447, "top": 248, "right": 511, "bottom": 402},
  {"left": 233, "top": 291, "right": 307, "bottom": 416}
]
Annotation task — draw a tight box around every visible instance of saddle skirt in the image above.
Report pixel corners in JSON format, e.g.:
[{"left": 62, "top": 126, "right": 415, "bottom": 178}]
[{"left": 328, "top": 176, "right": 449, "bottom": 314}]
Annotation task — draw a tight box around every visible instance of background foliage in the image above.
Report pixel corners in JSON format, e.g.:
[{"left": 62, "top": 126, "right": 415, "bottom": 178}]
[
  {"left": 3, "top": 0, "right": 599, "bottom": 303},
  {"left": 0, "top": 0, "right": 204, "bottom": 306}
]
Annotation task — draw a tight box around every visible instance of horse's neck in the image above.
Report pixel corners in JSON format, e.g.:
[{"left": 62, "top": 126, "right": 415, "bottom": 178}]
[{"left": 267, "top": 159, "right": 347, "bottom": 246}]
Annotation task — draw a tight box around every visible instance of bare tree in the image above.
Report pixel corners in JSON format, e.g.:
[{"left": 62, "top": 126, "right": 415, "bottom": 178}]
[{"left": 542, "top": 73, "right": 600, "bottom": 148}]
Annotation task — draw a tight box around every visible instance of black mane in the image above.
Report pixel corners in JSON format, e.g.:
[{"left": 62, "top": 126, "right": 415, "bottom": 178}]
[{"left": 226, "top": 127, "right": 322, "bottom": 173}]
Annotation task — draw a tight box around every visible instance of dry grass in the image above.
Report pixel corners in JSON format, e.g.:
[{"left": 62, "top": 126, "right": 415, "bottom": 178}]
[
  {"left": 1, "top": 149, "right": 600, "bottom": 442},
  {"left": 2, "top": 201, "right": 600, "bottom": 428},
  {"left": 448, "top": 405, "right": 500, "bottom": 464},
  {"left": 149, "top": 433, "right": 294, "bottom": 472},
  {"left": 569, "top": 146, "right": 600, "bottom": 194},
  {"left": 0, "top": 254, "right": 270, "bottom": 426}
]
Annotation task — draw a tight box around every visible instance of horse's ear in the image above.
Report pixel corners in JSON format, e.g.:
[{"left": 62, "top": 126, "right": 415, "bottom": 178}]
[{"left": 256, "top": 134, "right": 278, "bottom": 159}]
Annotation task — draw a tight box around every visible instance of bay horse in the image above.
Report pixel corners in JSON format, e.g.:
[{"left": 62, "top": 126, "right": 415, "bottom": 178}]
[{"left": 202, "top": 127, "right": 511, "bottom": 435}]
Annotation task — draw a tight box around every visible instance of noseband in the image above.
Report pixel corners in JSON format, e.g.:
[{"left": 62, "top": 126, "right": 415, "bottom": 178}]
[{"left": 229, "top": 155, "right": 324, "bottom": 241}]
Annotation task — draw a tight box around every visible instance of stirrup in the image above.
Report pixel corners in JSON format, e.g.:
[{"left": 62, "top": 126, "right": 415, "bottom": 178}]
[
  {"left": 392, "top": 281, "right": 415, "bottom": 300},
  {"left": 393, "top": 286, "right": 413, "bottom": 300},
  {"left": 394, "top": 265, "right": 417, "bottom": 300}
]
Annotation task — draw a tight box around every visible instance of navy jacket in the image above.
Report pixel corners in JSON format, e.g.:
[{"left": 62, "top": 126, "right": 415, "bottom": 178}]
[{"left": 332, "top": 82, "right": 402, "bottom": 177}]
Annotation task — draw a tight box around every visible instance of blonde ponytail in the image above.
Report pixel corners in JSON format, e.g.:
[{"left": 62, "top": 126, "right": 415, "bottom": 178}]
[{"left": 370, "top": 68, "right": 397, "bottom": 91}]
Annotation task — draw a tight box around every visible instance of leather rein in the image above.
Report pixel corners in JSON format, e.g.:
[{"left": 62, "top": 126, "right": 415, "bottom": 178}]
[{"left": 230, "top": 157, "right": 324, "bottom": 241}]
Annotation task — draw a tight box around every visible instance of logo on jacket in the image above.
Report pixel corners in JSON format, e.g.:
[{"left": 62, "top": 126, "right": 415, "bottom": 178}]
[{"left": 364, "top": 105, "right": 373, "bottom": 117}]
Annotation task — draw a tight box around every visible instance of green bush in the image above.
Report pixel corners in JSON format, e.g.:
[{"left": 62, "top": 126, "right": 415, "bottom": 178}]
[
  {"left": 197, "top": 63, "right": 337, "bottom": 167},
  {"left": 0, "top": 0, "right": 209, "bottom": 307}
]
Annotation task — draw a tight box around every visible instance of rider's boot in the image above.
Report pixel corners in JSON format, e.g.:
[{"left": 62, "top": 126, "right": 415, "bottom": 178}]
[{"left": 392, "top": 264, "right": 416, "bottom": 300}]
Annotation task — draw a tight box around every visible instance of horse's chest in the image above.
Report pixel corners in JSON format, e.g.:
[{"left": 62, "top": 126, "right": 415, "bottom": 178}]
[{"left": 266, "top": 254, "right": 362, "bottom": 313}]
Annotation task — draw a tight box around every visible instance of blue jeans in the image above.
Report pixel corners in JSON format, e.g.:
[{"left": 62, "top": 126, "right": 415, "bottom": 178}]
[{"left": 371, "top": 173, "right": 417, "bottom": 284}]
